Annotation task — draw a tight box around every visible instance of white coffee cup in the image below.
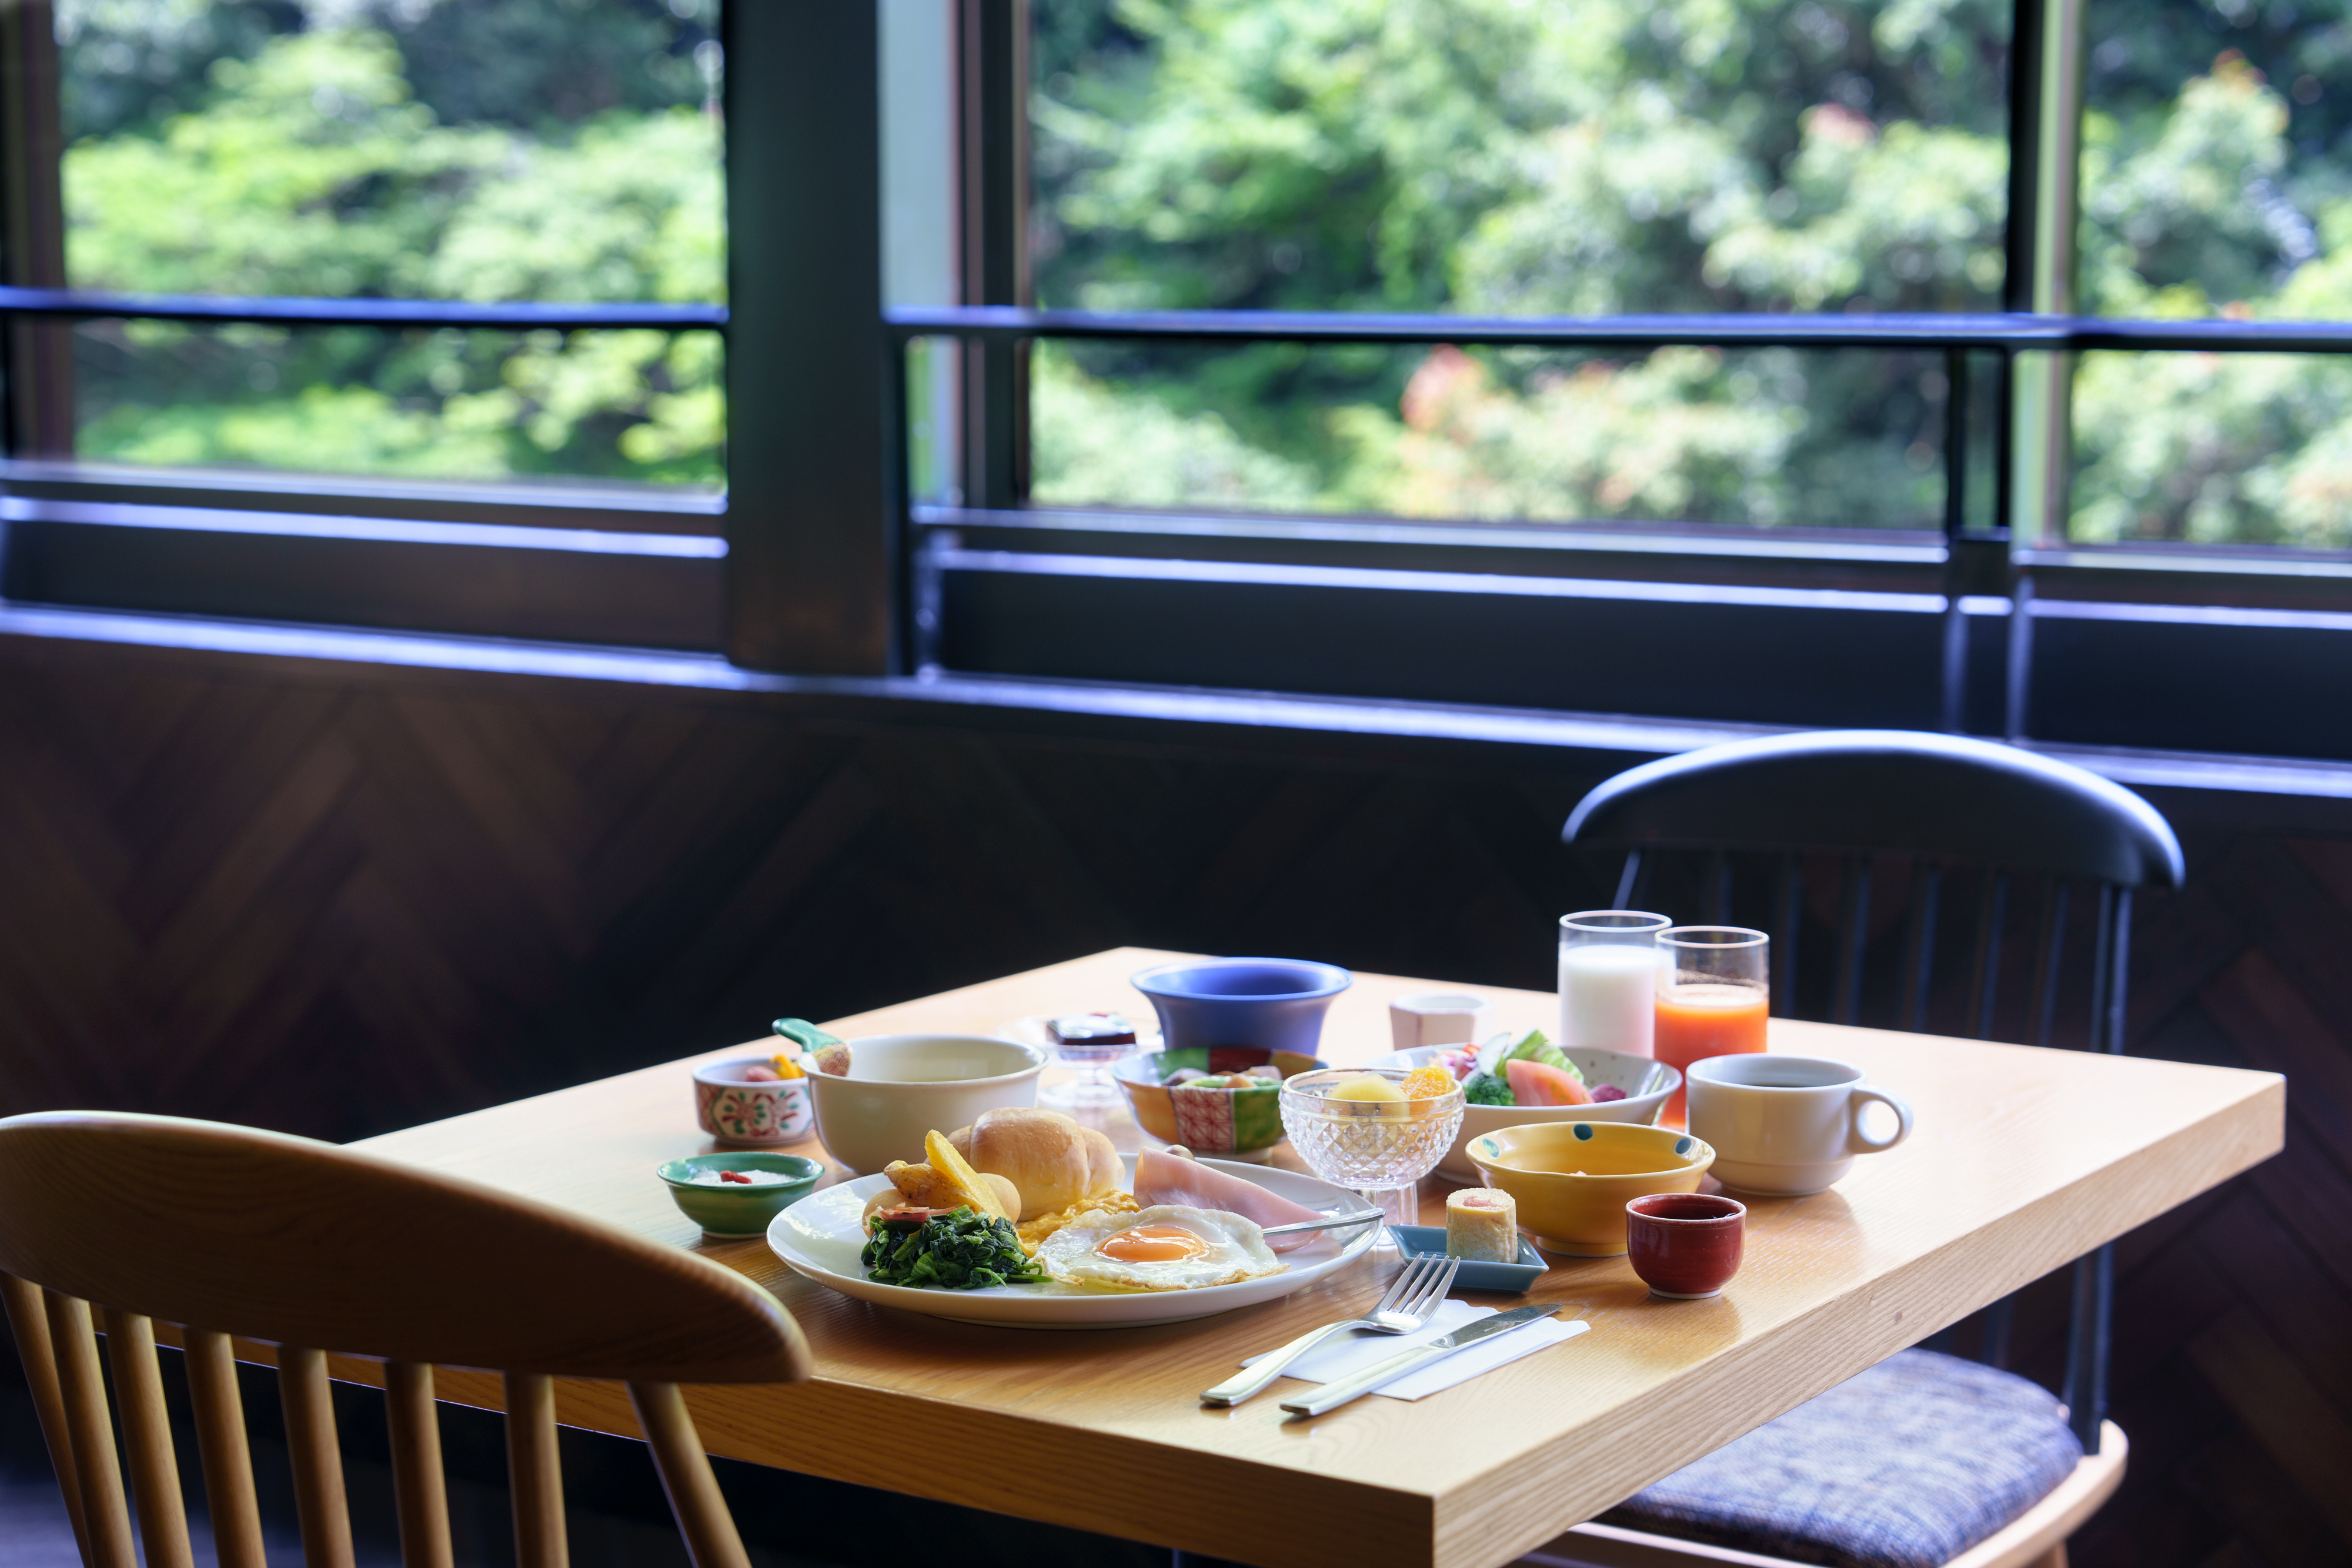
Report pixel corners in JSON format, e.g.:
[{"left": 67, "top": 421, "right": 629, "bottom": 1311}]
[
  {"left": 1686, "top": 1054, "right": 1914, "bottom": 1196},
  {"left": 1388, "top": 992, "right": 1496, "bottom": 1054}
]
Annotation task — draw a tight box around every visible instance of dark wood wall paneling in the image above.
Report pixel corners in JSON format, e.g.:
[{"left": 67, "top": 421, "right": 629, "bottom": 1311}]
[{"left": 0, "top": 630, "right": 2346, "bottom": 1568}]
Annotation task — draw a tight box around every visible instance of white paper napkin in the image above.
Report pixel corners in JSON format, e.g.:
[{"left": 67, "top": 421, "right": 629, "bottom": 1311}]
[{"left": 1240, "top": 1300, "right": 1590, "bottom": 1400}]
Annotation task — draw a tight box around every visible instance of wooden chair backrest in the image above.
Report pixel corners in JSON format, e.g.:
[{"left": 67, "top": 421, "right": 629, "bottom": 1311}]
[{"left": 0, "top": 1111, "right": 813, "bottom": 1568}]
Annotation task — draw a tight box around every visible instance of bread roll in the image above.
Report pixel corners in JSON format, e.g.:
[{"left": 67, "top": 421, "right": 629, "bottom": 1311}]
[{"left": 949, "top": 1108, "right": 1120, "bottom": 1221}]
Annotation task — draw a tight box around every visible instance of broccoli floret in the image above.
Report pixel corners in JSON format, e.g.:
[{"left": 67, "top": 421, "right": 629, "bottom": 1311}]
[{"left": 1464, "top": 1072, "right": 1515, "bottom": 1106}]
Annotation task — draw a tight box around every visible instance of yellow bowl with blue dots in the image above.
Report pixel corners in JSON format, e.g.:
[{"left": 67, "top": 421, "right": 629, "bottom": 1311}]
[{"left": 1466, "top": 1121, "right": 1715, "bottom": 1258}]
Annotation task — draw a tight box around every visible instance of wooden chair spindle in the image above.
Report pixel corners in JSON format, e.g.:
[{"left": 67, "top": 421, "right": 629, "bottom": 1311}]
[
  {"left": 279, "top": 1347, "right": 356, "bottom": 1568},
  {"left": 1, "top": 1272, "right": 93, "bottom": 1566},
  {"left": 99, "top": 1308, "right": 195, "bottom": 1568},
  {"left": 507, "top": 1370, "right": 570, "bottom": 1568},
  {"left": 629, "top": 1382, "right": 753, "bottom": 1568},
  {"left": 385, "top": 1362, "right": 455, "bottom": 1568},
  {"left": 44, "top": 1289, "right": 138, "bottom": 1568},
  {"left": 183, "top": 1329, "right": 269, "bottom": 1568}
]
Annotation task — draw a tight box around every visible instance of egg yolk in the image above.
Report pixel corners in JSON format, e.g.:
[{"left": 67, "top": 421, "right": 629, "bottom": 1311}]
[{"left": 1097, "top": 1224, "right": 1211, "bottom": 1263}]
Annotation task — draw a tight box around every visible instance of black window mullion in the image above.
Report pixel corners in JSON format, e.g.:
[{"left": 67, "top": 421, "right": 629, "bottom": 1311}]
[
  {"left": 958, "top": 0, "right": 1029, "bottom": 513},
  {"left": 2002, "top": 0, "right": 2090, "bottom": 738},
  {"left": 723, "top": 0, "right": 893, "bottom": 674},
  {"left": 0, "top": 0, "right": 71, "bottom": 459}
]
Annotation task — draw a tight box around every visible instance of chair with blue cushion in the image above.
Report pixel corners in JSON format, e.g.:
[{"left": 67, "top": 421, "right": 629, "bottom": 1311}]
[{"left": 1526, "top": 729, "right": 2181, "bottom": 1568}]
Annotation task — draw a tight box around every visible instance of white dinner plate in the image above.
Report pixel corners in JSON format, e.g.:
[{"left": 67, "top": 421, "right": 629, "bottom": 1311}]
[{"left": 764, "top": 1155, "right": 1379, "bottom": 1328}]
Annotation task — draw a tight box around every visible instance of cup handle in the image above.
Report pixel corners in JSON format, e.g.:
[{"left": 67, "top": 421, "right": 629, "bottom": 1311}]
[{"left": 1846, "top": 1086, "right": 1914, "bottom": 1154}]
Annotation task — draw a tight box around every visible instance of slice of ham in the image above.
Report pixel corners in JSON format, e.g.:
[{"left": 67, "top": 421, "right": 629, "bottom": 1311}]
[{"left": 1132, "top": 1148, "right": 1328, "bottom": 1253}]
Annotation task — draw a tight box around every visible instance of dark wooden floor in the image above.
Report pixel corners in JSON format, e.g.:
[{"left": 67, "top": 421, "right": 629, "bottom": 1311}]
[{"left": 0, "top": 629, "right": 2346, "bottom": 1567}]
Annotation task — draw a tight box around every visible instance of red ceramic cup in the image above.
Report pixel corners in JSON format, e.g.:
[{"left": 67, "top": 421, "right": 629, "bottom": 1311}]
[{"left": 1626, "top": 1193, "right": 1747, "bottom": 1299}]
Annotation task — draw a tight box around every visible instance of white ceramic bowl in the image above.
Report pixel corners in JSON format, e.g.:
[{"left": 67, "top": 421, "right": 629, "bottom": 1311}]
[
  {"left": 1368, "top": 1044, "right": 1679, "bottom": 1180},
  {"left": 801, "top": 1034, "right": 1047, "bottom": 1175}
]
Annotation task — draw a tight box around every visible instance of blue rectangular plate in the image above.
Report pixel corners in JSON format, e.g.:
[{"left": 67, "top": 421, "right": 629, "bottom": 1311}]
[{"left": 1390, "top": 1223, "right": 1548, "bottom": 1292}]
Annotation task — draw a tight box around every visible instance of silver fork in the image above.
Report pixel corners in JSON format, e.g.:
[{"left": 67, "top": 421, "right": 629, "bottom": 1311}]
[{"left": 1198, "top": 1254, "right": 1460, "bottom": 1407}]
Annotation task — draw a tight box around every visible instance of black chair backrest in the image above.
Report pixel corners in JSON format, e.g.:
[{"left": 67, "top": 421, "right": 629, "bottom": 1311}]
[
  {"left": 1563, "top": 728, "right": 2185, "bottom": 1452},
  {"left": 1566, "top": 729, "right": 2183, "bottom": 1048}
]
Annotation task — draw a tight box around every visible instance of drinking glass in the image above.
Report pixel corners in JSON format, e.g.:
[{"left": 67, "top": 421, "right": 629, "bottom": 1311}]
[
  {"left": 1279, "top": 1068, "right": 1464, "bottom": 1245},
  {"left": 1653, "top": 927, "right": 1770, "bottom": 1128},
  {"left": 1559, "top": 910, "right": 1672, "bottom": 1058}
]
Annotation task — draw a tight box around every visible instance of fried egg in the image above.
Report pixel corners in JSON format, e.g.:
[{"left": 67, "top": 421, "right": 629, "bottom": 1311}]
[{"left": 1034, "top": 1205, "right": 1287, "bottom": 1292}]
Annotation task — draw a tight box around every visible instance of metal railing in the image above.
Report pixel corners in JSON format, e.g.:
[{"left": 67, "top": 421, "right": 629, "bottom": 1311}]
[
  {"left": 884, "top": 303, "right": 2352, "bottom": 353},
  {"left": 883, "top": 300, "right": 2352, "bottom": 735},
  {"left": 0, "top": 286, "right": 726, "bottom": 333}
]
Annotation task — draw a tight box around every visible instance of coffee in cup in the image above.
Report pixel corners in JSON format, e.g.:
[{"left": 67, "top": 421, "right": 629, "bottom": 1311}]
[{"left": 1685, "top": 1054, "right": 1913, "bottom": 1196}]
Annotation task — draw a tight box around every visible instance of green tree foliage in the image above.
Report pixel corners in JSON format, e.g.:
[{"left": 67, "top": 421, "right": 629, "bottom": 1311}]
[
  {"left": 2070, "top": 33, "right": 2352, "bottom": 546},
  {"left": 59, "top": 0, "right": 723, "bottom": 486},
  {"left": 1029, "top": 0, "right": 2008, "bottom": 528},
  {"left": 1030, "top": 0, "right": 2352, "bottom": 546}
]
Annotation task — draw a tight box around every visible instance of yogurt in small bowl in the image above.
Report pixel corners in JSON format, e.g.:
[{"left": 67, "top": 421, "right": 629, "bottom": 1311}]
[{"left": 657, "top": 1151, "right": 824, "bottom": 1238}]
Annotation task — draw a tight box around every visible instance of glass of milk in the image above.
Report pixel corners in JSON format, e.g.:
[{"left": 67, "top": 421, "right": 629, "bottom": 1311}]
[{"left": 1559, "top": 911, "right": 1673, "bottom": 1058}]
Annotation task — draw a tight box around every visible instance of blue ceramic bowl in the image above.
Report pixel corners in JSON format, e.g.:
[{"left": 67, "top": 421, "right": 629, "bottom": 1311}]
[{"left": 1130, "top": 958, "right": 1352, "bottom": 1056}]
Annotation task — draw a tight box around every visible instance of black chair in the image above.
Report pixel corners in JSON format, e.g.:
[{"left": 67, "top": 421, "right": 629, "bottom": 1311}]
[{"left": 1534, "top": 729, "right": 2183, "bottom": 1568}]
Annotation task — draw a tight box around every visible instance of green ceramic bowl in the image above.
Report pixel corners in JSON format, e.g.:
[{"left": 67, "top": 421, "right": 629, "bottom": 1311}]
[{"left": 657, "top": 1152, "right": 824, "bottom": 1238}]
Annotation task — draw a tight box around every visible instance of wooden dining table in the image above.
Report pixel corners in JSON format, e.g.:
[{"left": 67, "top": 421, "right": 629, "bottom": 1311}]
[{"left": 355, "top": 948, "right": 2284, "bottom": 1568}]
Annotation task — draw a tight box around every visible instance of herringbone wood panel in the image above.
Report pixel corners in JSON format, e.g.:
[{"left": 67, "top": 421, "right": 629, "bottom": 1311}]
[{"left": 0, "top": 630, "right": 2346, "bottom": 1567}]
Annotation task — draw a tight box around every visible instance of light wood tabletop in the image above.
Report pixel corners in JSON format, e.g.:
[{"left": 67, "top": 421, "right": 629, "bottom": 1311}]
[{"left": 348, "top": 948, "right": 2283, "bottom": 1568}]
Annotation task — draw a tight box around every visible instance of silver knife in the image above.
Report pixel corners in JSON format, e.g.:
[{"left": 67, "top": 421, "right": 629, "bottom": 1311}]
[
  {"left": 1277, "top": 1305, "right": 1559, "bottom": 1417},
  {"left": 1257, "top": 1209, "right": 1385, "bottom": 1237}
]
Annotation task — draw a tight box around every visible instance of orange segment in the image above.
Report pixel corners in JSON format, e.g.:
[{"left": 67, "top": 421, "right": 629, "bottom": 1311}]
[{"left": 1401, "top": 1064, "right": 1459, "bottom": 1100}]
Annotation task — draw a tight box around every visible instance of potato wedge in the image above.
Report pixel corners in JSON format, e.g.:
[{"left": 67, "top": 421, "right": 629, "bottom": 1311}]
[{"left": 923, "top": 1129, "right": 1014, "bottom": 1221}]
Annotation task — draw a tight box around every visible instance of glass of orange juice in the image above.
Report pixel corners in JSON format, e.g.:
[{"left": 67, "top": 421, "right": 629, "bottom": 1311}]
[{"left": 1654, "top": 927, "right": 1769, "bottom": 1128}]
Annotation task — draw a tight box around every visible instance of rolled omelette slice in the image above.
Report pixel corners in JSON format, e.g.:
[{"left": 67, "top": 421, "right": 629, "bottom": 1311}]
[{"left": 1445, "top": 1187, "right": 1519, "bottom": 1263}]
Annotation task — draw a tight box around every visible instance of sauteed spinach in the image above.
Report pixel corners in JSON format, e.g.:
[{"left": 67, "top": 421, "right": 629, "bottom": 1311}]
[{"left": 861, "top": 1206, "right": 1043, "bottom": 1290}]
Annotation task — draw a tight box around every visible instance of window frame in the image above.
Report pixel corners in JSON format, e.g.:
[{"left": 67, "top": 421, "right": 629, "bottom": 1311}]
[
  {"left": 896, "top": 0, "right": 2352, "bottom": 756},
  {"left": 4, "top": 3, "right": 2351, "bottom": 761},
  {"left": 0, "top": 0, "right": 769, "bottom": 656}
]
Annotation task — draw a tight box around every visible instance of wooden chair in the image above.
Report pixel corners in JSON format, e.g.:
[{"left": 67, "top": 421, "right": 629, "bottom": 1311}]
[
  {"left": 0, "top": 1109, "right": 811, "bottom": 1568},
  {"left": 1539, "top": 728, "right": 2181, "bottom": 1568}
]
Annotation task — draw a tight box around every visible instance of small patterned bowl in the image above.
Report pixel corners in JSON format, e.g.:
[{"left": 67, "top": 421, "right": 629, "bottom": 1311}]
[
  {"left": 693, "top": 1058, "right": 813, "bottom": 1146},
  {"left": 657, "top": 1152, "right": 824, "bottom": 1238},
  {"left": 1112, "top": 1047, "right": 1326, "bottom": 1159}
]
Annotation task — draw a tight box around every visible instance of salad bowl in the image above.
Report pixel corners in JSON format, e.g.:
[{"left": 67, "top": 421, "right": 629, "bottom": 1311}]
[{"left": 1369, "top": 1041, "right": 1679, "bottom": 1180}]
